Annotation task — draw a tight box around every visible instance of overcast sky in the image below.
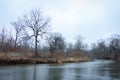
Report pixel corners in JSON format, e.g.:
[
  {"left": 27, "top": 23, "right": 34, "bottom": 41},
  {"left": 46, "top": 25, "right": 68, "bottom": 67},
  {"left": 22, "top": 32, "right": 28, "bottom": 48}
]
[{"left": 0, "top": 0, "right": 120, "bottom": 45}]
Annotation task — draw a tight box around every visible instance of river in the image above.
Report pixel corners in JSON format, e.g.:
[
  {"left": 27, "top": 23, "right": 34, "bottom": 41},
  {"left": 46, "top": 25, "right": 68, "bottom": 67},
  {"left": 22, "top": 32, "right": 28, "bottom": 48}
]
[{"left": 0, "top": 60, "right": 120, "bottom": 80}]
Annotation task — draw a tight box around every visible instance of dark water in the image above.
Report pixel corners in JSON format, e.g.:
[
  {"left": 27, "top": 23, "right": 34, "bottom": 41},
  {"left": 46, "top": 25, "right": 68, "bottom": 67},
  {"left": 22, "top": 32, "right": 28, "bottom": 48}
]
[{"left": 0, "top": 60, "right": 120, "bottom": 80}]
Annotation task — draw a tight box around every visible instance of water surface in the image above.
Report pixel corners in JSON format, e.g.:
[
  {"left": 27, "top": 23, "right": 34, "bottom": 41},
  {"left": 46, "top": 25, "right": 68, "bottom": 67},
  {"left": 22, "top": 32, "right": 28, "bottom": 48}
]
[{"left": 0, "top": 60, "right": 120, "bottom": 80}]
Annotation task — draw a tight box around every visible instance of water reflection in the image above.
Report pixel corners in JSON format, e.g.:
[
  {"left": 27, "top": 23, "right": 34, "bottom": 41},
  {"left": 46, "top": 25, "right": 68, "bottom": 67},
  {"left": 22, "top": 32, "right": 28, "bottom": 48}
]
[
  {"left": 32, "top": 65, "right": 49, "bottom": 80},
  {"left": 0, "top": 65, "right": 34, "bottom": 80},
  {"left": 0, "top": 60, "right": 120, "bottom": 80},
  {"left": 46, "top": 68, "right": 63, "bottom": 80},
  {"left": 33, "top": 65, "right": 36, "bottom": 80}
]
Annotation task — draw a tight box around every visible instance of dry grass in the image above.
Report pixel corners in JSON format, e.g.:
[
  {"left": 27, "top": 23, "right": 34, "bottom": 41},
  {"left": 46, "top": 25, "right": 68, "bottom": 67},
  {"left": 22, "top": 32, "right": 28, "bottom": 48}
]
[{"left": 0, "top": 51, "right": 92, "bottom": 65}]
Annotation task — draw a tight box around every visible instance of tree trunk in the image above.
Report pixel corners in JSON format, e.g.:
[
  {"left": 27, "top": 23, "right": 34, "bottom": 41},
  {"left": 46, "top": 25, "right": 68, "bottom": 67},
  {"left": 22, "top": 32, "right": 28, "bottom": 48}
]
[
  {"left": 14, "top": 34, "right": 18, "bottom": 51},
  {"left": 14, "top": 37, "right": 17, "bottom": 49},
  {"left": 35, "top": 35, "right": 38, "bottom": 58}
]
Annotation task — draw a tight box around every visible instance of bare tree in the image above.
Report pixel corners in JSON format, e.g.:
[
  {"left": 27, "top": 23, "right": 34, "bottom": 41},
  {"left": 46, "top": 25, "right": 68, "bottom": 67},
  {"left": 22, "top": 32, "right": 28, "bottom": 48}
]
[
  {"left": 74, "top": 35, "right": 85, "bottom": 51},
  {"left": 66, "top": 42, "right": 74, "bottom": 53},
  {"left": 0, "top": 28, "right": 6, "bottom": 49},
  {"left": 11, "top": 19, "right": 24, "bottom": 49},
  {"left": 97, "top": 40, "right": 106, "bottom": 58},
  {"left": 0, "top": 28, "right": 14, "bottom": 52},
  {"left": 6, "top": 30, "right": 14, "bottom": 51},
  {"left": 23, "top": 9, "right": 50, "bottom": 58},
  {"left": 20, "top": 33, "right": 31, "bottom": 51},
  {"left": 109, "top": 34, "right": 120, "bottom": 59},
  {"left": 47, "top": 33, "right": 66, "bottom": 53},
  {"left": 90, "top": 35, "right": 120, "bottom": 59}
]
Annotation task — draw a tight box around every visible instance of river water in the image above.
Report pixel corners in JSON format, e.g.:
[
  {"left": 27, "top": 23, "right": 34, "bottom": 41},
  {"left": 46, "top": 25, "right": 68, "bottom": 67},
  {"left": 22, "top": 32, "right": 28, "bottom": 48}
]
[{"left": 0, "top": 60, "right": 120, "bottom": 80}]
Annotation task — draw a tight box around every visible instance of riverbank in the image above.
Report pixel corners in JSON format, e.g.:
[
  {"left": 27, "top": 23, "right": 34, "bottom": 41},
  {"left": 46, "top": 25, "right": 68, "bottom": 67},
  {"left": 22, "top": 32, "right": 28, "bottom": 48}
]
[
  {"left": 0, "top": 52, "right": 92, "bottom": 65},
  {"left": 0, "top": 57, "right": 92, "bottom": 65}
]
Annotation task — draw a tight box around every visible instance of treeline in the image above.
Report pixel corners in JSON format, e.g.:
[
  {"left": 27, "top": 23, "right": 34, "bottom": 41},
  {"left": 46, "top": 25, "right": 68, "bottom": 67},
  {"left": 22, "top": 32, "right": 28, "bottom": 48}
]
[
  {"left": 0, "top": 27, "right": 87, "bottom": 56},
  {"left": 0, "top": 8, "right": 119, "bottom": 61},
  {"left": 0, "top": 9, "right": 89, "bottom": 59},
  {"left": 0, "top": 27, "right": 30, "bottom": 53},
  {"left": 90, "top": 34, "right": 120, "bottom": 60}
]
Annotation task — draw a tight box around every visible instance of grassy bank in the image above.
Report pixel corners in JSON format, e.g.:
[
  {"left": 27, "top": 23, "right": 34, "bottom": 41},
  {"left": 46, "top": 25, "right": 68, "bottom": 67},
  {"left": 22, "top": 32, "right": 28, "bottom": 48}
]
[{"left": 0, "top": 52, "right": 92, "bottom": 65}]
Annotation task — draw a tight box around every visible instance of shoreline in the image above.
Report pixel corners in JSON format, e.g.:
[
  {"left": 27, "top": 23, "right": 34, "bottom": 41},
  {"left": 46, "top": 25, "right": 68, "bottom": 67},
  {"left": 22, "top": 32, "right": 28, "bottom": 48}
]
[{"left": 0, "top": 57, "right": 92, "bottom": 65}]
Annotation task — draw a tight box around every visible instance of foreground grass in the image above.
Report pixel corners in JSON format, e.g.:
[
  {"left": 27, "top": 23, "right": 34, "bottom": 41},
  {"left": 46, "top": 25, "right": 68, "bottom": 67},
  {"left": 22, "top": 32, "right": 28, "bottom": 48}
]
[{"left": 0, "top": 52, "right": 92, "bottom": 65}]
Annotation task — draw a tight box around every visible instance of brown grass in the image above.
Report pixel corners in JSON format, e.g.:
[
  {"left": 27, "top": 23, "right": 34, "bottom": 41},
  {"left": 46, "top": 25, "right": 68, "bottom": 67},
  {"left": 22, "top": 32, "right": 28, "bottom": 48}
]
[{"left": 0, "top": 51, "right": 92, "bottom": 65}]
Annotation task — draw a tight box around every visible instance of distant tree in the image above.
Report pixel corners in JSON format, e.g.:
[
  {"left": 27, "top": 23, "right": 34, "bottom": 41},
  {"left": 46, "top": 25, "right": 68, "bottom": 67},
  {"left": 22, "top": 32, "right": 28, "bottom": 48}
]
[
  {"left": 6, "top": 30, "right": 15, "bottom": 51},
  {"left": 74, "top": 35, "right": 85, "bottom": 51},
  {"left": 0, "top": 28, "right": 6, "bottom": 49},
  {"left": 47, "top": 33, "right": 66, "bottom": 53},
  {"left": 20, "top": 33, "right": 31, "bottom": 50},
  {"left": 90, "top": 43, "right": 98, "bottom": 58},
  {"left": 7, "top": 30, "right": 14, "bottom": 46},
  {"left": 97, "top": 40, "right": 106, "bottom": 58},
  {"left": 90, "top": 35, "right": 120, "bottom": 59},
  {"left": 90, "top": 40, "right": 109, "bottom": 59},
  {"left": 109, "top": 34, "right": 120, "bottom": 59},
  {"left": 66, "top": 42, "right": 74, "bottom": 53},
  {"left": 11, "top": 19, "right": 24, "bottom": 49},
  {"left": 22, "top": 9, "right": 50, "bottom": 58},
  {"left": 0, "top": 28, "right": 14, "bottom": 52}
]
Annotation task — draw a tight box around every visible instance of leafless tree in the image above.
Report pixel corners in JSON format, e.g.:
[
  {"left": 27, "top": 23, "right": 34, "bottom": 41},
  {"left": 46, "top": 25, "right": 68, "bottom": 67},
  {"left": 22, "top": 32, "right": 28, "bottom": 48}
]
[
  {"left": 47, "top": 33, "right": 66, "bottom": 53},
  {"left": 90, "top": 35, "right": 120, "bottom": 59},
  {"left": 19, "top": 33, "right": 31, "bottom": 52},
  {"left": 90, "top": 40, "right": 109, "bottom": 59},
  {"left": 23, "top": 9, "right": 50, "bottom": 58},
  {"left": 0, "top": 28, "right": 14, "bottom": 52},
  {"left": 11, "top": 19, "right": 24, "bottom": 49},
  {"left": 109, "top": 34, "right": 120, "bottom": 59},
  {"left": 97, "top": 40, "right": 106, "bottom": 58},
  {"left": 6, "top": 30, "right": 15, "bottom": 51},
  {"left": 74, "top": 35, "right": 85, "bottom": 51},
  {"left": 66, "top": 42, "right": 74, "bottom": 53},
  {"left": 0, "top": 28, "right": 6, "bottom": 49}
]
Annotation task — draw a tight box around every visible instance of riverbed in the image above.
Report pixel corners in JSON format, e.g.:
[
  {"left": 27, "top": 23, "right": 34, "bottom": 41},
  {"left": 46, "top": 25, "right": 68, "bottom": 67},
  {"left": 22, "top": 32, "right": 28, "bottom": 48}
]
[{"left": 0, "top": 60, "right": 120, "bottom": 80}]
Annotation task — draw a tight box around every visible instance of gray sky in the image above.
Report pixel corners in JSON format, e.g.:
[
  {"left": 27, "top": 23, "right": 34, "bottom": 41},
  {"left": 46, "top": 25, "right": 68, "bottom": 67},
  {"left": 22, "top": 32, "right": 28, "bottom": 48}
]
[{"left": 0, "top": 0, "right": 120, "bottom": 45}]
